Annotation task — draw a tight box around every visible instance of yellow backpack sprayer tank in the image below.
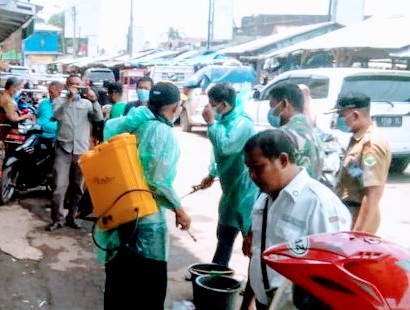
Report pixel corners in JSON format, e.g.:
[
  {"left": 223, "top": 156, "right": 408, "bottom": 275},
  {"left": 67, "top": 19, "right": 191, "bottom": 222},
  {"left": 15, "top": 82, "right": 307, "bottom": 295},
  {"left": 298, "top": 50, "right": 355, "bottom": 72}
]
[{"left": 78, "top": 133, "right": 158, "bottom": 230}]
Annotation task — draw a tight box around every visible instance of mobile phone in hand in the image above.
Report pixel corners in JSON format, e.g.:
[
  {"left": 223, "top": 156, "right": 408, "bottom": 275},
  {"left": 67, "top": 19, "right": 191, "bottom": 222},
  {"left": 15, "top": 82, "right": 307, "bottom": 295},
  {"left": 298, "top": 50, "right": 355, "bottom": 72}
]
[{"left": 78, "top": 87, "right": 88, "bottom": 97}]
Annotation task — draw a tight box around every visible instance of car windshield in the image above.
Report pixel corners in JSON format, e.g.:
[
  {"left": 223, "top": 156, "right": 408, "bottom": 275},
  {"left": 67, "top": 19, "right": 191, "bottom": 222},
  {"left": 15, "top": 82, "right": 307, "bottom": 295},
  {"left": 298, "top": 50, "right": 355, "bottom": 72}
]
[
  {"left": 261, "top": 76, "right": 330, "bottom": 100},
  {"left": 341, "top": 76, "right": 410, "bottom": 102},
  {"left": 90, "top": 71, "right": 114, "bottom": 81},
  {"left": 9, "top": 68, "right": 30, "bottom": 75}
]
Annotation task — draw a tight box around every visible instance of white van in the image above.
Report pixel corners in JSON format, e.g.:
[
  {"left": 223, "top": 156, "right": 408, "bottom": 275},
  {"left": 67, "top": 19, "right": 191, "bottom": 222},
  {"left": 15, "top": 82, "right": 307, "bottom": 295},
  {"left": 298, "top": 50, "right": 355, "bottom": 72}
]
[
  {"left": 180, "top": 65, "right": 257, "bottom": 132},
  {"left": 8, "top": 65, "right": 31, "bottom": 76},
  {"left": 246, "top": 68, "right": 410, "bottom": 173}
]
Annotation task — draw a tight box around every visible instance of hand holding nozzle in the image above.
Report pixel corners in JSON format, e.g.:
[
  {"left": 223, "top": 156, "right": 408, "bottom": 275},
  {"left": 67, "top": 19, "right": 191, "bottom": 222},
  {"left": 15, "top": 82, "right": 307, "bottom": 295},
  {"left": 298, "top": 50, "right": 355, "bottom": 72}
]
[
  {"left": 180, "top": 183, "right": 204, "bottom": 200},
  {"left": 199, "top": 175, "right": 215, "bottom": 189},
  {"left": 175, "top": 208, "right": 196, "bottom": 242},
  {"left": 186, "top": 229, "right": 197, "bottom": 242},
  {"left": 180, "top": 177, "right": 220, "bottom": 200}
]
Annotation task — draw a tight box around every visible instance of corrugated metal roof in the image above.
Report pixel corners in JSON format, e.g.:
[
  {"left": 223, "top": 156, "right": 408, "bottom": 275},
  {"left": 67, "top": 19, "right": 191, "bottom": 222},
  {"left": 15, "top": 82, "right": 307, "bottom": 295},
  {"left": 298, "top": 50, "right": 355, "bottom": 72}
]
[
  {"left": 0, "top": 1, "right": 35, "bottom": 43},
  {"left": 261, "top": 15, "right": 410, "bottom": 60},
  {"left": 300, "top": 15, "right": 410, "bottom": 50},
  {"left": 218, "top": 22, "right": 339, "bottom": 55}
]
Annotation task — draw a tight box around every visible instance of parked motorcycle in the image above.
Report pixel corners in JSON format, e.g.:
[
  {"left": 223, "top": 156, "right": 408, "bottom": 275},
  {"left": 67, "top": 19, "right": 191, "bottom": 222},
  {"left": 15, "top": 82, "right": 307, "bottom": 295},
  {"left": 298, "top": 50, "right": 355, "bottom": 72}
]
[
  {"left": 16, "top": 91, "right": 39, "bottom": 114},
  {"left": 263, "top": 231, "right": 410, "bottom": 309},
  {"left": 0, "top": 121, "right": 55, "bottom": 204}
]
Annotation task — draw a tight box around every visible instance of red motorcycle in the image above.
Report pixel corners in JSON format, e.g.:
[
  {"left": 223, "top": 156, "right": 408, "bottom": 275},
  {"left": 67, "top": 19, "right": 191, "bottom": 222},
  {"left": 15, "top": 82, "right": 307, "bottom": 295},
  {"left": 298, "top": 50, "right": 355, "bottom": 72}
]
[{"left": 263, "top": 231, "right": 410, "bottom": 310}]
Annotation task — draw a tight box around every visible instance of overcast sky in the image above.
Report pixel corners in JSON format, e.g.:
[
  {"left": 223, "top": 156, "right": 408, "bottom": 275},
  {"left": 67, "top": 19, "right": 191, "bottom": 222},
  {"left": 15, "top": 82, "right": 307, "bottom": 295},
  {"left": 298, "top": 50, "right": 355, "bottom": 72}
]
[
  {"left": 31, "top": 0, "right": 410, "bottom": 54},
  {"left": 34, "top": 0, "right": 410, "bottom": 21}
]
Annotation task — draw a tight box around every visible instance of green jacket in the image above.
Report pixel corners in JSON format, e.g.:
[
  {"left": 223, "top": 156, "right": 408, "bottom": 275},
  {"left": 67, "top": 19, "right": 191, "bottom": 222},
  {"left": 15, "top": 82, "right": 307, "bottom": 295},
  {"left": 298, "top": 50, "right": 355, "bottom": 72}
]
[
  {"left": 109, "top": 101, "right": 127, "bottom": 119},
  {"left": 208, "top": 107, "right": 258, "bottom": 235},
  {"left": 95, "top": 106, "right": 181, "bottom": 263}
]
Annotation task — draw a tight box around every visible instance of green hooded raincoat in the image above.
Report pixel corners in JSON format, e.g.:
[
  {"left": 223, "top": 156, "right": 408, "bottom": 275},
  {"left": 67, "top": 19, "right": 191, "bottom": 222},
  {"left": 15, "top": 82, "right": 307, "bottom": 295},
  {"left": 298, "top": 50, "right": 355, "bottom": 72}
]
[
  {"left": 94, "top": 106, "right": 181, "bottom": 263},
  {"left": 208, "top": 106, "right": 258, "bottom": 235}
]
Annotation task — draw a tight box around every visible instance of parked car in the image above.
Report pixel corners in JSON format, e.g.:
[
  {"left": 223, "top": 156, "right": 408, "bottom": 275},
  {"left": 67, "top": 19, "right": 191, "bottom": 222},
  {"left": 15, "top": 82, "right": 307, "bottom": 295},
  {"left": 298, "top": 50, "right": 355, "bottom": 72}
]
[
  {"left": 150, "top": 64, "right": 195, "bottom": 89},
  {"left": 247, "top": 68, "right": 410, "bottom": 173},
  {"left": 82, "top": 67, "right": 116, "bottom": 105},
  {"left": 180, "top": 65, "right": 257, "bottom": 132},
  {"left": 118, "top": 67, "right": 146, "bottom": 103},
  {"left": 8, "top": 65, "right": 31, "bottom": 76},
  {"left": 0, "top": 65, "right": 33, "bottom": 88}
]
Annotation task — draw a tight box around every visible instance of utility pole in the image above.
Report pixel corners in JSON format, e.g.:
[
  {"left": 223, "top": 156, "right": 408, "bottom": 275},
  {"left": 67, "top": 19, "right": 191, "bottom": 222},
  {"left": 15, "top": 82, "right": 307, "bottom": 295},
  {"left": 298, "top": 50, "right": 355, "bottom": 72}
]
[
  {"left": 127, "top": 0, "right": 134, "bottom": 56},
  {"left": 72, "top": 6, "right": 77, "bottom": 57},
  {"left": 328, "top": 0, "right": 335, "bottom": 21},
  {"left": 206, "top": 0, "right": 214, "bottom": 50}
]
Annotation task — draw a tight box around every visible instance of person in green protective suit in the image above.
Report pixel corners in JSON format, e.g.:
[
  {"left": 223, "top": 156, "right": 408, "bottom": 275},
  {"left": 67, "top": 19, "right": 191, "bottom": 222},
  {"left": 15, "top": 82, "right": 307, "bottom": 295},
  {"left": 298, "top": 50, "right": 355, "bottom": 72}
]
[
  {"left": 200, "top": 83, "right": 259, "bottom": 267},
  {"left": 95, "top": 81, "right": 191, "bottom": 310}
]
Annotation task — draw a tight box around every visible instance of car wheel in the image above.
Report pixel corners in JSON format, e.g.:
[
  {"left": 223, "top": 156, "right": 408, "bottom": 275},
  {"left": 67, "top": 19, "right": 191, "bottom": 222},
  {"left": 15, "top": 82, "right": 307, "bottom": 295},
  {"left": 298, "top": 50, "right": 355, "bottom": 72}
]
[
  {"left": 0, "top": 166, "right": 19, "bottom": 205},
  {"left": 180, "top": 109, "right": 192, "bottom": 132},
  {"left": 389, "top": 157, "right": 410, "bottom": 174}
]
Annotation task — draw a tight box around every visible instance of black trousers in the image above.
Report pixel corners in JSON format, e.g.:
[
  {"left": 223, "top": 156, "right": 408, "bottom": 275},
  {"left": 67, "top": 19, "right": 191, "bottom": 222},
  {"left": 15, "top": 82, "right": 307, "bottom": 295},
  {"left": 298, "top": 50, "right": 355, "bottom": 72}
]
[
  {"left": 104, "top": 248, "right": 167, "bottom": 310},
  {"left": 212, "top": 224, "right": 240, "bottom": 267}
]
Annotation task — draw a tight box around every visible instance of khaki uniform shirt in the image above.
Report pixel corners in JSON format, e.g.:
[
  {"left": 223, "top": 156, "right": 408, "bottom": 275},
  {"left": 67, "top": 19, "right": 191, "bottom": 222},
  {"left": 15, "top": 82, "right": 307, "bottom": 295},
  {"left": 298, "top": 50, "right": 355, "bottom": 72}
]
[
  {"left": 336, "top": 124, "right": 391, "bottom": 204},
  {"left": 0, "top": 91, "right": 21, "bottom": 124}
]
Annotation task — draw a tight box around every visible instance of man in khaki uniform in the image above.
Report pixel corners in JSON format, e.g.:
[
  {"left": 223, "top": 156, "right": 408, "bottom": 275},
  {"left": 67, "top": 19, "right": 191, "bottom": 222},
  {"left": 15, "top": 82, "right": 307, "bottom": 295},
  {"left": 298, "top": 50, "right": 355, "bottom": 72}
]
[{"left": 328, "top": 92, "right": 391, "bottom": 234}]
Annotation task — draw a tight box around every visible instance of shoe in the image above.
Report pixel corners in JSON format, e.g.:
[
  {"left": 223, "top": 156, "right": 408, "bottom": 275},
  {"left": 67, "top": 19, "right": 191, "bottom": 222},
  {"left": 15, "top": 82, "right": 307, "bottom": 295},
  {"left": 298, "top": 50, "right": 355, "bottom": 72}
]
[
  {"left": 65, "top": 220, "right": 81, "bottom": 229},
  {"left": 45, "top": 222, "right": 63, "bottom": 231}
]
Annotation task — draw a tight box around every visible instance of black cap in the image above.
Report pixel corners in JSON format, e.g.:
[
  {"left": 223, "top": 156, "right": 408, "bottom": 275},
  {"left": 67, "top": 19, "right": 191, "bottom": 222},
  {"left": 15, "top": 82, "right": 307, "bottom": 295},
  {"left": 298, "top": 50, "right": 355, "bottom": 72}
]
[
  {"left": 107, "top": 81, "right": 123, "bottom": 94},
  {"left": 149, "top": 81, "right": 180, "bottom": 107},
  {"left": 326, "top": 91, "right": 370, "bottom": 114}
]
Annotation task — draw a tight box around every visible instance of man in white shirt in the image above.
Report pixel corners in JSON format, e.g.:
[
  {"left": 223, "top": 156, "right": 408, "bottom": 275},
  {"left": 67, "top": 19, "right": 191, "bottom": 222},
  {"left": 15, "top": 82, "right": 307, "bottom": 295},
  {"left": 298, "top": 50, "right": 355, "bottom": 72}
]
[{"left": 243, "top": 129, "right": 352, "bottom": 309}]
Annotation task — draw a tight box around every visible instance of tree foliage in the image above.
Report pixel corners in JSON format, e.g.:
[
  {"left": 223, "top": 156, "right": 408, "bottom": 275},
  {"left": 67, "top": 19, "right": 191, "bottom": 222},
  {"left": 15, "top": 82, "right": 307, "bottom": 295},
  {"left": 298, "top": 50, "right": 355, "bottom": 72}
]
[
  {"left": 48, "top": 13, "right": 65, "bottom": 29},
  {"left": 167, "top": 27, "right": 182, "bottom": 40}
]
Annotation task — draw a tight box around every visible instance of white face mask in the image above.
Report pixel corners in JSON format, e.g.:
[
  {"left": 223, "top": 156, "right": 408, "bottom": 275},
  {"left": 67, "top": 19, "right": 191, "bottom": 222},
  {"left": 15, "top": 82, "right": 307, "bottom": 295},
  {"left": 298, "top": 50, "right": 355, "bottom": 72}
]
[
  {"left": 172, "top": 104, "right": 182, "bottom": 124},
  {"left": 232, "top": 83, "right": 241, "bottom": 92}
]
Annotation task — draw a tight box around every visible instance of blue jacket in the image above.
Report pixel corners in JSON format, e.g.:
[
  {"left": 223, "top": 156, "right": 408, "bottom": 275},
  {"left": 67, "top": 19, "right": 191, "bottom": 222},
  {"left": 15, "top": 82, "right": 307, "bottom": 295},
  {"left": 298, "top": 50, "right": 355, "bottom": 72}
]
[{"left": 35, "top": 98, "right": 57, "bottom": 139}]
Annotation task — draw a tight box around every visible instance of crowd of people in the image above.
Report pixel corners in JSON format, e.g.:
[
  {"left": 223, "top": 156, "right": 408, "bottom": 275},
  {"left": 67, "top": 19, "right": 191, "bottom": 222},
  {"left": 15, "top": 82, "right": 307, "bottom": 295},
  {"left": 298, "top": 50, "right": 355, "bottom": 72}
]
[{"left": 0, "top": 73, "right": 392, "bottom": 309}]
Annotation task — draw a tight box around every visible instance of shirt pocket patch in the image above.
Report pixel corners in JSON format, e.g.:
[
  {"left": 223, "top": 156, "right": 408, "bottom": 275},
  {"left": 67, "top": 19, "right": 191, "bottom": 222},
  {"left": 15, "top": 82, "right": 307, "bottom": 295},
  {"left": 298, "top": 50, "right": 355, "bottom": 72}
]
[{"left": 274, "top": 214, "right": 305, "bottom": 240}]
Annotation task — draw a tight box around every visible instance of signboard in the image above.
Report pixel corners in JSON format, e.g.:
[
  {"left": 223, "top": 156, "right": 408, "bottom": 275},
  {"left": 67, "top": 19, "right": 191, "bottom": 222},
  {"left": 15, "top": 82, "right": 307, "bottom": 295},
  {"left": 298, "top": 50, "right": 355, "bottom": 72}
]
[
  {"left": 213, "top": 0, "right": 233, "bottom": 41},
  {"left": 332, "top": 0, "right": 365, "bottom": 25}
]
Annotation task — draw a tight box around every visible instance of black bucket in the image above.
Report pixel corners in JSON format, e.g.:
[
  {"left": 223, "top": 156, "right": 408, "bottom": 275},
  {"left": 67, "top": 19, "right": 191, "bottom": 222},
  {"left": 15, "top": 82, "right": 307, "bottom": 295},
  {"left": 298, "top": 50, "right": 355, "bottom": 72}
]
[
  {"left": 193, "top": 275, "right": 241, "bottom": 310},
  {"left": 187, "top": 263, "right": 235, "bottom": 294},
  {"left": 188, "top": 263, "right": 234, "bottom": 283}
]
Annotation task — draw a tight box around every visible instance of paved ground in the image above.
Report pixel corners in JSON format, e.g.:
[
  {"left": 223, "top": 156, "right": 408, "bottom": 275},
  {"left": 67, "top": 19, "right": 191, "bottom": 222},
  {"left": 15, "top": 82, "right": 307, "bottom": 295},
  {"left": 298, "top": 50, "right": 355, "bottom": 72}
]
[
  {"left": 0, "top": 127, "right": 409, "bottom": 310},
  {"left": 0, "top": 127, "right": 247, "bottom": 310}
]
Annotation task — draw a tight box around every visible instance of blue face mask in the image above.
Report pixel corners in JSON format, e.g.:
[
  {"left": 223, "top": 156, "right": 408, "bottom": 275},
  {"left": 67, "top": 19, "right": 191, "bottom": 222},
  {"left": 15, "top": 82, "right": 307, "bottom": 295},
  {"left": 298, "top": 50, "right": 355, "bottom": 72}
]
[
  {"left": 336, "top": 115, "right": 351, "bottom": 132},
  {"left": 267, "top": 110, "right": 280, "bottom": 127},
  {"left": 267, "top": 104, "right": 283, "bottom": 128},
  {"left": 14, "top": 90, "right": 22, "bottom": 102},
  {"left": 213, "top": 107, "right": 223, "bottom": 121},
  {"left": 137, "top": 89, "right": 150, "bottom": 102},
  {"left": 212, "top": 103, "right": 224, "bottom": 121}
]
